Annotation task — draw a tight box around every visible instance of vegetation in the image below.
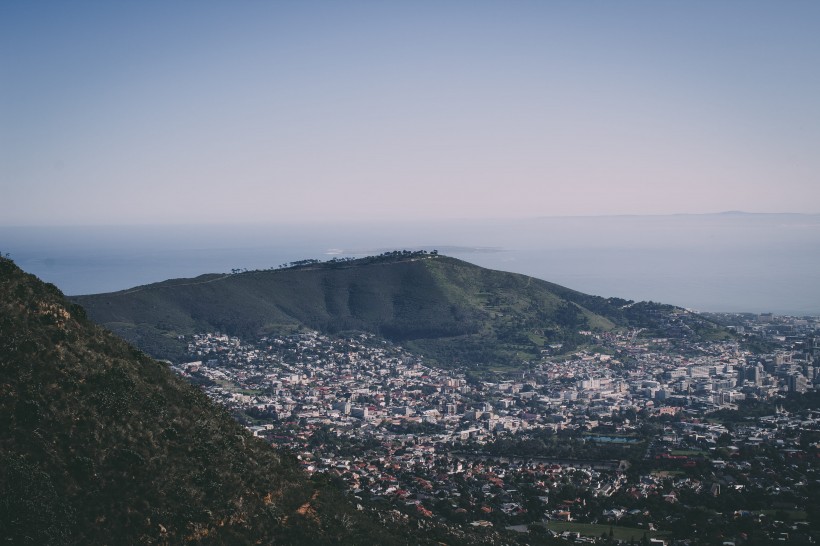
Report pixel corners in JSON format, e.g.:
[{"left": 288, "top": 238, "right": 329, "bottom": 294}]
[
  {"left": 478, "top": 429, "right": 646, "bottom": 462},
  {"left": 72, "top": 254, "right": 729, "bottom": 369},
  {"left": 544, "top": 522, "right": 666, "bottom": 542},
  {"left": 0, "top": 256, "right": 487, "bottom": 545}
]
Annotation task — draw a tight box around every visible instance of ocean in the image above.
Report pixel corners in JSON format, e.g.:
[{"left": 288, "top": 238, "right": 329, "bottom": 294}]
[{"left": 2, "top": 213, "right": 818, "bottom": 315}]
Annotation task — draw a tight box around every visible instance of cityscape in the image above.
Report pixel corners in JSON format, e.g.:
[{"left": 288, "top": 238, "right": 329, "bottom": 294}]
[
  {"left": 5, "top": 1, "right": 820, "bottom": 543},
  {"left": 175, "top": 313, "right": 820, "bottom": 544}
]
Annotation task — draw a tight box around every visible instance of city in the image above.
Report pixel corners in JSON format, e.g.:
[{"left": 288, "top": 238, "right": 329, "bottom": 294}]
[{"left": 173, "top": 314, "right": 820, "bottom": 544}]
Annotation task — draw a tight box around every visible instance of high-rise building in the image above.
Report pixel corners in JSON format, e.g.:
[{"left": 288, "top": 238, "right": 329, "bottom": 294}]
[{"left": 787, "top": 373, "right": 808, "bottom": 394}]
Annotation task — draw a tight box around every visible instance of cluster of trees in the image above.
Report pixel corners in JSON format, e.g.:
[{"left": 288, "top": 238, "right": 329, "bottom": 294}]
[
  {"left": 478, "top": 428, "right": 645, "bottom": 462},
  {"left": 277, "top": 258, "right": 321, "bottom": 269},
  {"left": 326, "top": 250, "right": 440, "bottom": 268},
  {"left": 273, "top": 250, "right": 440, "bottom": 272}
]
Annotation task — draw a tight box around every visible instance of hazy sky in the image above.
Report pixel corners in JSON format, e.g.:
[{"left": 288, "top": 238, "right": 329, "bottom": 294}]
[{"left": 2, "top": 1, "right": 819, "bottom": 225}]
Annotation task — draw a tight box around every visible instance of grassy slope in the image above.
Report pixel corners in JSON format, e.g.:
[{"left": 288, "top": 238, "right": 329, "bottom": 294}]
[
  {"left": 72, "top": 256, "right": 615, "bottom": 365},
  {"left": 0, "top": 257, "right": 442, "bottom": 545},
  {"left": 71, "top": 255, "right": 728, "bottom": 368}
]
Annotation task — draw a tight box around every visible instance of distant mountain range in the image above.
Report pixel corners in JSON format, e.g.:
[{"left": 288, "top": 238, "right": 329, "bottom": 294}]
[{"left": 71, "top": 253, "right": 730, "bottom": 369}]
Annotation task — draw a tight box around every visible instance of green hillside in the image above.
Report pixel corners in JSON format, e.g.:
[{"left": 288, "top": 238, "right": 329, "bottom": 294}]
[
  {"left": 72, "top": 253, "right": 729, "bottom": 369},
  {"left": 0, "top": 256, "right": 474, "bottom": 545}
]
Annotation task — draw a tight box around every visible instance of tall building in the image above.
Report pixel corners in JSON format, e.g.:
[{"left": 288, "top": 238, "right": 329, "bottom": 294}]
[
  {"left": 787, "top": 373, "right": 808, "bottom": 394},
  {"left": 741, "top": 364, "right": 764, "bottom": 386}
]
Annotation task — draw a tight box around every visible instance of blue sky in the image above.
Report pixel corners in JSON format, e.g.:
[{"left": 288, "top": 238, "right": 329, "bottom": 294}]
[{"left": 2, "top": 1, "right": 819, "bottom": 225}]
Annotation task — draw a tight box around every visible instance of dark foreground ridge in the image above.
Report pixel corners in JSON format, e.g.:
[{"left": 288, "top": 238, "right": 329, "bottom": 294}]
[
  {"left": 0, "top": 256, "right": 502, "bottom": 545},
  {"left": 72, "top": 253, "right": 729, "bottom": 368}
]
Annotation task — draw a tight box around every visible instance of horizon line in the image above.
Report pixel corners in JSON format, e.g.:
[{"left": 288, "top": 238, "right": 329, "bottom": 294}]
[{"left": 2, "top": 210, "right": 819, "bottom": 229}]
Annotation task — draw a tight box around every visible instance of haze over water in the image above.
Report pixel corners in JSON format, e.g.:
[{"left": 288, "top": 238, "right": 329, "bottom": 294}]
[{"left": 3, "top": 213, "right": 818, "bottom": 316}]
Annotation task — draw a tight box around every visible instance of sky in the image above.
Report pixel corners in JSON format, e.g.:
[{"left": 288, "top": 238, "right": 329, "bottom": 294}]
[{"left": 2, "top": 1, "right": 820, "bottom": 226}]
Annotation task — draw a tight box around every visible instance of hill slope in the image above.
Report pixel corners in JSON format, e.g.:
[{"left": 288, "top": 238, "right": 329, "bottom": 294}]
[
  {"left": 72, "top": 253, "right": 729, "bottom": 368},
  {"left": 0, "top": 256, "right": 450, "bottom": 545}
]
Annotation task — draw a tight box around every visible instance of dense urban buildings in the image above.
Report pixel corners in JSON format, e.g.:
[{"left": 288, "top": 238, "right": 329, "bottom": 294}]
[{"left": 173, "top": 314, "right": 820, "bottom": 544}]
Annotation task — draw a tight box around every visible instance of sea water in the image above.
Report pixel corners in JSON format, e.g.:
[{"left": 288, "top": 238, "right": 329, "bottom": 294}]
[{"left": 2, "top": 213, "right": 818, "bottom": 315}]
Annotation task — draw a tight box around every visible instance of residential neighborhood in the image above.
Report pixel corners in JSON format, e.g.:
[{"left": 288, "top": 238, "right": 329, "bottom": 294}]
[{"left": 172, "top": 314, "right": 820, "bottom": 544}]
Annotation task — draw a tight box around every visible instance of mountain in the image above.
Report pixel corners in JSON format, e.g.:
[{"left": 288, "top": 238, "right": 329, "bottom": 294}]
[
  {"left": 0, "top": 256, "right": 477, "bottom": 545},
  {"left": 71, "top": 252, "right": 730, "bottom": 369}
]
